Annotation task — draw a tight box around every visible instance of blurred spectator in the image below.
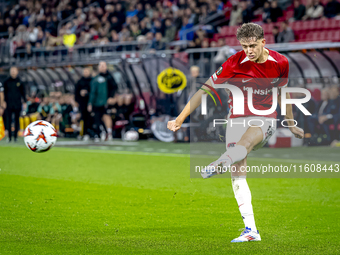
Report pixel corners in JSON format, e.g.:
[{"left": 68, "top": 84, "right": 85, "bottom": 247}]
[
  {"left": 99, "top": 61, "right": 118, "bottom": 140},
  {"left": 109, "top": 30, "right": 119, "bottom": 43},
  {"left": 37, "top": 95, "right": 51, "bottom": 121},
  {"left": 179, "top": 17, "right": 194, "bottom": 40},
  {"left": 303, "top": 0, "right": 324, "bottom": 20},
  {"left": 327, "top": 86, "right": 340, "bottom": 132},
  {"left": 164, "top": 19, "right": 177, "bottom": 42},
  {"left": 241, "top": 1, "right": 254, "bottom": 23},
  {"left": 60, "top": 94, "right": 74, "bottom": 134},
  {"left": 306, "top": 88, "right": 336, "bottom": 141},
  {"left": 140, "top": 19, "right": 150, "bottom": 35},
  {"left": 110, "top": 16, "right": 122, "bottom": 33},
  {"left": 130, "top": 23, "right": 141, "bottom": 40},
  {"left": 25, "top": 95, "right": 40, "bottom": 121},
  {"left": 151, "top": 19, "right": 163, "bottom": 35},
  {"left": 269, "top": 1, "right": 283, "bottom": 23},
  {"left": 277, "top": 21, "right": 295, "bottom": 43},
  {"left": 3, "top": 67, "right": 26, "bottom": 142},
  {"left": 230, "top": 4, "right": 243, "bottom": 26},
  {"left": 324, "top": 0, "right": 340, "bottom": 18},
  {"left": 63, "top": 29, "right": 77, "bottom": 48},
  {"left": 151, "top": 32, "right": 166, "bottom": 51},
  {"left": 293, "top": 0, "right": 306, "bottom": 21},
  {"left": 262, "top": 2, "right": 272, "bottom": 23},
  {"left": 214, "top": 38, "right": 237, "bottom": 64},
  {"left": 136, "top": 3, "right": 146, "bottom": 21},
  {"left": 273, "top": 25, "right": 280, "bottom": 43},
  {"left": 0, "top": 19, "right": 7, "bottom": 34},
  {"left": 75, "top": 68, "right": 92, "bottom": 140},
  {"left": 88, "top": 68, "right": 108, "bottom": 142},
  {"left": 49, "top": 92, "right": 62, "bottom": 130}
]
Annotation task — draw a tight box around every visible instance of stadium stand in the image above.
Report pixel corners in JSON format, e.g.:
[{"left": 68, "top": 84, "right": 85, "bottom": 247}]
[{"left": 1, "top": 0, "right": 340, "bottom": 54}]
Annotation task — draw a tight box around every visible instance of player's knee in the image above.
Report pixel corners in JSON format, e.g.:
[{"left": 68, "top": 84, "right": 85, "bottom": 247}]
[{"left": 237, "top": 138, "right": 252, "bottom": 152}]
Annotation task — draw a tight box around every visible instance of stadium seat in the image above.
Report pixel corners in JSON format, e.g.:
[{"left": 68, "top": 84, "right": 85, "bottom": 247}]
[
  {"left": 311, "top": 88, "right": 321, "bottom": 101},
  {"left": 308, "top": 20, "right": 318, "bottom": 31},
  {"left": 292, "top": 21, "right": 303, "bottom": 32},
  {"left": 302, "top": 20, "right": 311, "bottom": 32},
  {"left": 315, "top": 19, "right": 328, "bottom": 31},
  {"left": 266, "top": 35, "right": 274, "bottom": 44},
  {"left": 331, "top": 31, "right": 340, "bottom": 41},
  {"left": 284, "top": 10, "right": 294, "bottom": 20}
]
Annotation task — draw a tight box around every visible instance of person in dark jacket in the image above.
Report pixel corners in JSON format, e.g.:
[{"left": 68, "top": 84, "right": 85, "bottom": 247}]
[
  {"left": 324, "top": 0, "right": 340, "bottom": 18},
  {"left": 3, "top": 67, "right": 26, "bottom": 142},
  {"left": 270, "top": 1, "right": 283, "bottom": 23},
  {"left": 87, "top": 69, "right": 108, "bottom": 142},
  {"left": 293, "top": 0, "right": 306, "bottom": 21},
  {"left": 75, "top": 68, "right": 92, "bottom": 139},
  {"left": 98, "top": 61, "right": 118, "bottom": 140},
  {"left": 306, "top": 88, "right": 337, "bottom": 141}
]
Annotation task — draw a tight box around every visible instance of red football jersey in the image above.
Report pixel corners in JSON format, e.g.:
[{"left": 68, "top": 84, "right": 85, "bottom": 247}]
[{"left": 209, "top": 48, "right": 289, "bottom": 119}]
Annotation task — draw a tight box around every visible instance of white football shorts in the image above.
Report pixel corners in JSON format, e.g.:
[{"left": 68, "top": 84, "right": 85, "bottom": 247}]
[{"left": 225, "top": 116, "right": 276, "bottom": 151}]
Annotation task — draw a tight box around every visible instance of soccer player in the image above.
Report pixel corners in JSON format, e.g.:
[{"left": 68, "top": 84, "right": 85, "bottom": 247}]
[{"left": 167, "top": 23, "right": 304, "bottom": 242}]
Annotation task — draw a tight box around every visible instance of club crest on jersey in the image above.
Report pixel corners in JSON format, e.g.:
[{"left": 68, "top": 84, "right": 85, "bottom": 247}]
[
  {"left": 216, "top": 66, "right": 223, "bottom": 76},
  {"left": 271, "top": 78, "right": 279, "bottom": 84}
]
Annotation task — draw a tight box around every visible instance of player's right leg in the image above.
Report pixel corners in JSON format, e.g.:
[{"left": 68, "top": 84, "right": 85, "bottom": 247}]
[{"left": 230, "top": 159, "right": 261, "bottom": 243}]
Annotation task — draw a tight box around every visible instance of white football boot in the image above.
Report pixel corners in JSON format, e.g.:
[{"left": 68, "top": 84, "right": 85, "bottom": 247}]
[
  {"left": 231, "top": 227, "right": 261, "bottom": 243},
  {"left": 201, "top": 151, "right": 233, "bottom": 179}
]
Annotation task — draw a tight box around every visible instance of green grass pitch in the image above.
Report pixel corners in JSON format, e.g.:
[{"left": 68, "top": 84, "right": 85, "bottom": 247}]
[{"left": 0, "top": 142, "right": 340, "bottom": 254}]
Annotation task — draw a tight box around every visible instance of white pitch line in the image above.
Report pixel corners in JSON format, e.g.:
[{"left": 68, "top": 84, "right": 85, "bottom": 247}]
[{"left": 53, "top": 147, "right": 190, "bottom": 158}]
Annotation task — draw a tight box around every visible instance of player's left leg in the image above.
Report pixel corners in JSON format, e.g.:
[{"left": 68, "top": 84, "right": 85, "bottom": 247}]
[{"left": 201, "top": 125, "right": 263, "bottom": 178}]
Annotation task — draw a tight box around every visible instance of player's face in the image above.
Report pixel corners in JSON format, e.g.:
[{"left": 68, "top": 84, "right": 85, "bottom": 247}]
[{"left": 239, "top": 38, "right": 265, "bottom": 62}]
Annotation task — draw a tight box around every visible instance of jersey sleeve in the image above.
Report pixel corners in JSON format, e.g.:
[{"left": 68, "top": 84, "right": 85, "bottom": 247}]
[
  {"left": 0, "top": 82, "right": 3, "bottom": 92},
  {"left": 209, "top": 56, "right": 234, "bottom": 85},
  {"left": 277, "top": 56, "right": 289, "bottom": 88}
]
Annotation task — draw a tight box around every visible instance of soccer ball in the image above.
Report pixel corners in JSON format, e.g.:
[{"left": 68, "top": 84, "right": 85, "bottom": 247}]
[
  {"left": 24, "top": 120, "right": 57, "bottom": 152},
  {"left": 124, "top": 130, "right": 139, "bottom": 141}
]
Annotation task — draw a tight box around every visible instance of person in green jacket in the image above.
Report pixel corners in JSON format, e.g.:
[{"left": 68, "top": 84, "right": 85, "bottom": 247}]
[{"left": 87, "top": 69, "right": 108, "bottom": 141}]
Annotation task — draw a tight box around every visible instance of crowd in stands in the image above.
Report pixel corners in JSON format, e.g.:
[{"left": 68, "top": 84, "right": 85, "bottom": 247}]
[{"left": 1, "top": 0, "right": 340, "bottom": 59}]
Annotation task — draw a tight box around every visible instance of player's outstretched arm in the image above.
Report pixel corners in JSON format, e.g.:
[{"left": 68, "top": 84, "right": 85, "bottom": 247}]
[
  {"left": 278, "top": 91, "right": 304, "bottom": 139},
  {"left": 167, "top": 79, "right": 213, "bottom": 132}
]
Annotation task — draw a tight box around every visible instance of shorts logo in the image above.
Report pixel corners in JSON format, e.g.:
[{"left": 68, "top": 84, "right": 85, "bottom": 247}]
[
  {"left": 266, "top": 126, "right": 274, "bottom": 137},
  {"left": 227, "top": 142, "right": 236, "bottom": 148},
  {"left": 271, "top": 78, "right": 279, "bottom": 84},
  {"left": 216, "top": 66, "right": 223, "bottom": 76}
]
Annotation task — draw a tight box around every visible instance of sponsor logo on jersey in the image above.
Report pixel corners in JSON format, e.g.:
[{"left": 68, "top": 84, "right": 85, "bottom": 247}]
[
  {"left": 242, "top": 78, "right": 253, "bottom": 83},
  {"left": 243, "top": 86, "right": 273, "bottom": 95},
  {"left": 17, "top": 82, "right": 20, "bottom": 87},
  {"left": 216, "top": 66, "right": 223, "bottom": 76},
  {"left": 157, "top": 68, "right": 187, "bottom": 94}
]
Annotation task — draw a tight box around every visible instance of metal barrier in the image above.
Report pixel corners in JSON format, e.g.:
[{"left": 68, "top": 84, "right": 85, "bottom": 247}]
[{"left": 2, "top": 40, "right": 340, "bottom": 81}]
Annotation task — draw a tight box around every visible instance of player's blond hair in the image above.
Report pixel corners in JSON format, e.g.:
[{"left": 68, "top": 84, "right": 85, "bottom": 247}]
[{"left": 236, "top": 23, "right": 264, "bottom": 41}]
